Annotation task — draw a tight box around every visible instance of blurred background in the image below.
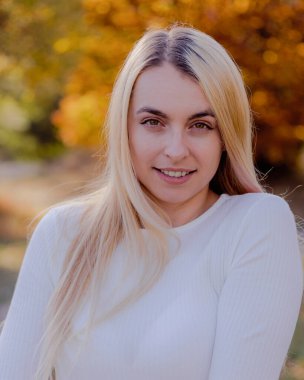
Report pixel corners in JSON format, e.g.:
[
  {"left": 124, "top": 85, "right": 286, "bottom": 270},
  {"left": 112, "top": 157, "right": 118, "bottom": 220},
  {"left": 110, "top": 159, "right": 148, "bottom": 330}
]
[{"left": 0, "top": 0, "right": 303, "bottom": 378}]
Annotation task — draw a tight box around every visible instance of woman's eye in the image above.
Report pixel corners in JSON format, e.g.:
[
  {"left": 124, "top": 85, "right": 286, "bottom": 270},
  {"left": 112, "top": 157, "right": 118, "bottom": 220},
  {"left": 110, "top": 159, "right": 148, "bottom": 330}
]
[
  {"left": 192, "top": 121, "right": 213, "bottom": 130},
  {"left": 140, "top": 119, "right": 161, "bottom": 127}
]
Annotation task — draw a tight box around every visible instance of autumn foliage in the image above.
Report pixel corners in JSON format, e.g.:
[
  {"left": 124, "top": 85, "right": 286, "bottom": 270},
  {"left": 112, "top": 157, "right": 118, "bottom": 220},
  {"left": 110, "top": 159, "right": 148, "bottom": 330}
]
[{"left": 1, "top": 0, "right": 304, "bottom": 170}]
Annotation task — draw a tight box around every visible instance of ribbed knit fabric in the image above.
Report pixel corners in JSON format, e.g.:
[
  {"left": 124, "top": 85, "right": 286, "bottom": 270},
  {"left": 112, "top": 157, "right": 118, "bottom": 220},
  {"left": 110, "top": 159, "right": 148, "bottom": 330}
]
[{"left": 0, "top": 193, "right": 303, "bottom": 380}]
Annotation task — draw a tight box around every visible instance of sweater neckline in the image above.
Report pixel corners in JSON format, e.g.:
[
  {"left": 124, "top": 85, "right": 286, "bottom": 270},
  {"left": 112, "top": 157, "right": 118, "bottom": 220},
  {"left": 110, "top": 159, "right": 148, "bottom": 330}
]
[{"left": 171, "top": 193, "right": 229, "bottom": 233}]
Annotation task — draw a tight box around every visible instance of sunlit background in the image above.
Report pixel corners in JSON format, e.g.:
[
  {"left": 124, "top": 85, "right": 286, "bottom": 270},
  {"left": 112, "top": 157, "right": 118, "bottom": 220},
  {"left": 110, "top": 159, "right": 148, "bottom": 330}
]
[{"left": 0, "top": 1, "right": 303, "bottom": 378}]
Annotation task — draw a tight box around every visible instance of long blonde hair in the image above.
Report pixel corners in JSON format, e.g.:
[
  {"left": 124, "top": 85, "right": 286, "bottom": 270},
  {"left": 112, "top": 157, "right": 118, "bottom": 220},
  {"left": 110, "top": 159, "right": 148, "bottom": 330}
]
[{"left": 35, "top": 26, "right": 263, "bottom": 379}]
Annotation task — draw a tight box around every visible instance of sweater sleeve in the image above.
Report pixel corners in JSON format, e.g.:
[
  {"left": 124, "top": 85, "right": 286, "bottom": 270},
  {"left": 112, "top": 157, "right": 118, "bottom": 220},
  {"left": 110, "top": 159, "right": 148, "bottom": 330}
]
[
  {"left": 208, "top": 195, "right": 303, "bottom": 380},
  {"left": 0, "top": 209, "right": 58, "bottom": 379}
]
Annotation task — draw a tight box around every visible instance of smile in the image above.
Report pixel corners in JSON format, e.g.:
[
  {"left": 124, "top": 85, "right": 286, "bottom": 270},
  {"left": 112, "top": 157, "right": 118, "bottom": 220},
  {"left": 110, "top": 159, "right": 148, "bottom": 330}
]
[
  {"left": 154, "top": 168, "right": 196, "bottom": 178},
  {"left": 160, "top": 170, "right": 190, "bottom": 178}
]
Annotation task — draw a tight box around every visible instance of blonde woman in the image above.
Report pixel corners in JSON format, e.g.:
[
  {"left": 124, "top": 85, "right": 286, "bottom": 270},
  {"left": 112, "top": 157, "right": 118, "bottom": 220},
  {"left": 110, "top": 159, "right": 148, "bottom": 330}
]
[{"left": 0, "top": 26, "right": 303, "bottom": 380}]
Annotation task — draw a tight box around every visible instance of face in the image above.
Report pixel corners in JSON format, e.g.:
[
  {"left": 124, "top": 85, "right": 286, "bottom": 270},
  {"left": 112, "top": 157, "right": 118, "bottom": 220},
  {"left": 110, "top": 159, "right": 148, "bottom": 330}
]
[{"left": 128, "top": 62, "right": 223, "bottom": 225}]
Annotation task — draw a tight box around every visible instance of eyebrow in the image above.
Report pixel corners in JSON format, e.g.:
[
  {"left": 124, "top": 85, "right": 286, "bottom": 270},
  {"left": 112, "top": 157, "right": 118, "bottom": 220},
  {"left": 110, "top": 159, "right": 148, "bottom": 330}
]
[
  {"left": 136, "top": 106, "right": 216, "bottom": 121},
  {"left": 136, "top": 107, "right": 168, "bottom": 119}
]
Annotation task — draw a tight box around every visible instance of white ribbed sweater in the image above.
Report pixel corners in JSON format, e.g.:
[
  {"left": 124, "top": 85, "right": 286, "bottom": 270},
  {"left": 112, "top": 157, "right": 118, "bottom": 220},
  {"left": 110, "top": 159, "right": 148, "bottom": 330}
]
[{"left": 0, "top": 193, "right": 303, "bottom": 379}]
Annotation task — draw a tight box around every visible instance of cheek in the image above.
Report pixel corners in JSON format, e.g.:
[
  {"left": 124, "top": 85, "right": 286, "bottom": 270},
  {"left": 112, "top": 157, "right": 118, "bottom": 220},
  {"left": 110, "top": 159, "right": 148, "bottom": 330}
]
[
  {"left": 129, "top": 133, "right": 152, "bottom": 172},
  {"left": 195, "top": 138, "right": 222, "bottom": 161},
  {"left": 129, "top": 128, "right": 140, "bottom": 156},
  {"left": 130, "top": 135, "right": 144, "bottom": 160},
  {"left": 130, "top": 130, "right": 158, "bottom": 161}
]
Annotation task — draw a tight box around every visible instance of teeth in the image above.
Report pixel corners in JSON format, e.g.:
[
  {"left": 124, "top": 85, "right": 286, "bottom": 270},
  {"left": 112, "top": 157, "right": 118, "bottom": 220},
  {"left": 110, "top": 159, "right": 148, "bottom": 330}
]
[{"left": 161, "top": 170, "right": 190, "bottom": 177}]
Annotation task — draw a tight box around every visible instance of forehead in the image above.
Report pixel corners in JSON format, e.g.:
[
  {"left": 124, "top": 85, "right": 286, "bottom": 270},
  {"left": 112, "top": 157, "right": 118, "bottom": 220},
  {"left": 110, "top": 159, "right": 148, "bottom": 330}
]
[{"left": 129, "top": 62, "right": 212, "bottom": 114}]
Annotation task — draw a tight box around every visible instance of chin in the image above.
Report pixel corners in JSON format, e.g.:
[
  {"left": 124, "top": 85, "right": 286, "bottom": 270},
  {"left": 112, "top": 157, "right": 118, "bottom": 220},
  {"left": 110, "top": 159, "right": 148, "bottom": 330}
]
[{"left": 153, "top": 194, "right": 192, "bottom": 205}]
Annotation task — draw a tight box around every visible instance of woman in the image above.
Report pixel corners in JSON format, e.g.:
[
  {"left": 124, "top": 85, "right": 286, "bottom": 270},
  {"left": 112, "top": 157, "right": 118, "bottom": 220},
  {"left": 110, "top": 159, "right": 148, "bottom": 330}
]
[{"left": 0, "top": 26, "right": 303, "bottom": 380}]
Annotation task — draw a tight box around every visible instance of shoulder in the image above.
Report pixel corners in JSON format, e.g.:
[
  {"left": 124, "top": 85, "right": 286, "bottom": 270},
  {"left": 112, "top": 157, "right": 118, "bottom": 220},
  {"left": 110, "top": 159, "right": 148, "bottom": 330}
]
[
  {"left": 223, "top": 191, "right": 290, "bottom": 208},
  {"left": 210, "top": 194, "right": 301, "bottom": 281},
  {"left": 28, "top": 203, "right": 87, "bottom": 283},
  {"left": 221, "top": 192, "right": 294, "bottom": 223},
  {"left": 193, "top": 192, "right": 296, "bottom": 240},
  {"left": 223, "top": 192, "right": 299, "bottom": 259},
  {"left": 32, "top": 202, "right": 86, "bottom": 240},
  {"left": 215, "top": 192, "right": 298, "bottom": 254}
]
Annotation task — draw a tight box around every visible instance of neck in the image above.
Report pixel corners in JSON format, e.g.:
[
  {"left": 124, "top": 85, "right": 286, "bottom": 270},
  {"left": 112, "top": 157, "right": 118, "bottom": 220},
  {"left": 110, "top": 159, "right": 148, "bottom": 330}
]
[{"left": 157, "top": 190, "right": 219, "bottom": 227}]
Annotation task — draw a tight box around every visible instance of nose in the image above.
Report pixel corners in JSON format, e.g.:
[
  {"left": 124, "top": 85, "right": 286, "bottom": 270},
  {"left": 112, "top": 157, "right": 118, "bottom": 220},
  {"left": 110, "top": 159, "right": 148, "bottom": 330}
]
[{"left": 163, "top": 130, "right": 189, "bottom": 161}]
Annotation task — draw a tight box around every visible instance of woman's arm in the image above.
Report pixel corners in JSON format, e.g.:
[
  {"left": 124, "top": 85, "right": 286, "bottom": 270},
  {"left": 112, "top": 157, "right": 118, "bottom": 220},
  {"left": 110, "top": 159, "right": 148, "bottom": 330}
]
[
  {"left": 208, "top": 195, "right": 303, "bottom": 380},
  {"left": 0, "top": 210, "right": 58, "bottom": 379}
]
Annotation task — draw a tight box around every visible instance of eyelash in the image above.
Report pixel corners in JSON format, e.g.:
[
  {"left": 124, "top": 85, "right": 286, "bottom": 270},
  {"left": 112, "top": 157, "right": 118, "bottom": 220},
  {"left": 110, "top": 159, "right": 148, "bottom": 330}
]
[
  {"left": 140, "top": 119, "right": 214, "bottom": 130},
  {"left": 140, "top": 119, "right": 161, "bottom": 127},
  {"left": 192, "top": 121, "right": 214, "bottom": 130}
]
